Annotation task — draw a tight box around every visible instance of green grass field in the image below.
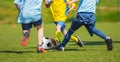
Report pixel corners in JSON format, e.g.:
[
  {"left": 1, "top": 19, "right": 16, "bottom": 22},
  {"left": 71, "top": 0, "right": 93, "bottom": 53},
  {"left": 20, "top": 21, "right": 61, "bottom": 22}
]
[
  {"left": 0, "top": 22, "right": 120, "bottom": 62},
  {"left": 0, "top": 0, "right": 120, "bottom": 62}
]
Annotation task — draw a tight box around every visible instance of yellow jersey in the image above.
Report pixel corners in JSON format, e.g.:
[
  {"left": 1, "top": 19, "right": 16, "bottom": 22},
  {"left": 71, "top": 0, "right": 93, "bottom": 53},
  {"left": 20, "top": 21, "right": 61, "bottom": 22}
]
[{"left": 50, "top": 0, "right": 67, "bottom": 22}]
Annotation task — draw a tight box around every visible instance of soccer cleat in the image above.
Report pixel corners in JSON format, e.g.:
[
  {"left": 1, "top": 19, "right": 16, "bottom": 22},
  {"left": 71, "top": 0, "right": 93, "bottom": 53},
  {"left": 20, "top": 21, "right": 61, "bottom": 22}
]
[
  {"left": 37, "top": 48, "right": 46, "bottom": 53},
  {"left": 50, "top": 38, "right": 59, "bottom": 47},
  {"left": 76, "top": 36, "right": 84, "bottom": 47},
  {"left": 105, "top": 37, "right": 113, "bottom": 51},
  {"left": 21, "top": 32, "right": 29, "bottom": 47},
  {"left": 55, "top": 45, "right": 64, "bottom": 51}
]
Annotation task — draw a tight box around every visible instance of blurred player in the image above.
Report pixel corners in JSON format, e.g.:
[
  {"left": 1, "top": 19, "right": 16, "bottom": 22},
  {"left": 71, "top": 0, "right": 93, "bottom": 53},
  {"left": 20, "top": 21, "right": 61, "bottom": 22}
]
[
  {"left": 56, "top": 0, "right": 113, "bottom": 51},
  {"left": 14, "top": 0, "right": 49, "bottom": 53},
  {"left": 45, "top": 0, "right": 83, "bottom": 47}
]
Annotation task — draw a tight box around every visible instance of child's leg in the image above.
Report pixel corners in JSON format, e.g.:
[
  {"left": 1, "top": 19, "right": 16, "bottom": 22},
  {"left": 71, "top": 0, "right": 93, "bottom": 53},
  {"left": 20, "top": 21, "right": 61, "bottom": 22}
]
[
  {"left": 21, "top": 23, "right": 31, "bottom": 46},
  {"left": 33, "top": 19, "right": 43, "bottom": 46},
  {"left": 93, "top": 28, "right": 113, "bottom": 51},
  {"left": 22, "top": 30, "right": 30, "bottom": 41},
  {"left": 62, "top": 29, "right": 78, "bottom": 43},
  {"left": 60, "top": 20, "right": 82, "bottom": 47},
  {"left": 22, "top": 23, "right": 31, "bottom": 34},
  {"left": 85, "top": 24, "right": 107, "bottom": 40},
  {"left": 57, "top": 22, "right": 80, "bottom": 44},
  {"left": 61, "top": 28, "right": 67, "bottom": 36},
  {"left": 33, "top": 19, "right": 45, "bottom": 53},
  {"left": 60, "top": 28, "right": 74, "bottom": 47},
  {"left": 54, "top": 22, "right": 65, "bottom": 43},
  {"left": 55, "top": 24, "right": 62, "bottom": 42},
  {"left": 94, "top": 29, "right": 107, "bottom": 40},
  {"left": 36, "top": 25, "right": 43, "bottom": 47},
  {"left": 86, "top": 24, "right": 113, "bottom": 50}
]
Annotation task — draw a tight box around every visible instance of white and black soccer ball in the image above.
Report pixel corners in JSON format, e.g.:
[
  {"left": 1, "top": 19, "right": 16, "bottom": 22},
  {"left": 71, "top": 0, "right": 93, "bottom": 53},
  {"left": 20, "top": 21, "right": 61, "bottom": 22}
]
[{"left": 42, "top": 37, "right": 52, "bottom": 50}]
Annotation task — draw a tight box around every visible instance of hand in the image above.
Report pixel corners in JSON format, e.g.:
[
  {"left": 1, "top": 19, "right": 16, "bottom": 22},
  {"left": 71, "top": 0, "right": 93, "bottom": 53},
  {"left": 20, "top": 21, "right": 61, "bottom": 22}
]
[
  {"left": 66, "top": 0, "right": 78, "bottom": 5},
  {"left": 45, "top": 3, "right": 50, "bottom": 8},
  {"left": 66, "top": 1, "right": 73, "bottom": 5}
]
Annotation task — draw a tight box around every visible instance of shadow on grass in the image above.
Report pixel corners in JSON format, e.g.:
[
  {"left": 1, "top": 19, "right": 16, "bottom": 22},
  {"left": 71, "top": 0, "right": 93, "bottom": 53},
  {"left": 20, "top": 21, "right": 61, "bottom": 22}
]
[
  {"left": 25, "top": 41, "right": 120, "bottom": 51},
  {"left": 69, "top": 41, "right": 120, "bottom": 46},
  {"left": 1, "top": 41, "right": 118, "bottom": 53},
  {"left": 64, "top": 48, "right": 86, "bottom": 51},
  {"left": 0, "top": 50, "right": 35, "bottom": 54}
]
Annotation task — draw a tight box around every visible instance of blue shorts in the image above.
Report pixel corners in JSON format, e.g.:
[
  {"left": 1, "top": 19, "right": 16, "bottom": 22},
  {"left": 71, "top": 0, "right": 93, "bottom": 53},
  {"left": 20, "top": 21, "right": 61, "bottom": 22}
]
[
  {"left": 54, "top": 21, "right": 66, "bottom": 31},
  {"left": 22, "top": 19, "right": 42, "bottom": 30},
  {"left": 70, "top": 12, "right": 96, "bottom": 36}
]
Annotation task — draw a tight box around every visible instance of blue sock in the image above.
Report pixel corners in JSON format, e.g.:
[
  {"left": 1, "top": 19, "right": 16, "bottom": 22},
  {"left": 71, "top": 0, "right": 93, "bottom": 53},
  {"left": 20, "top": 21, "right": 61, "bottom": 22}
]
[{"left": 60, "top": 29, "right": 73, "bottom": 47}]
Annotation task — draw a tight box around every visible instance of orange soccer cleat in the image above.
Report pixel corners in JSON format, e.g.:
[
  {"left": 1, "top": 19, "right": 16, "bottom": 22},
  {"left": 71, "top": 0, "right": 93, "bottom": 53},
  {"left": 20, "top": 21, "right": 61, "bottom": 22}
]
[{"left": 21, "top": 32, "right": 30, "bottom": 47}]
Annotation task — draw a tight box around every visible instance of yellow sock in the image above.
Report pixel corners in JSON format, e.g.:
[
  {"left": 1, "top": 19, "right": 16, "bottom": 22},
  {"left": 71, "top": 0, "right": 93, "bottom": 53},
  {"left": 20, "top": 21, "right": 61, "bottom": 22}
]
[
  {"left": 55, "top": 31, "right": 62, "bottom": 43},
  {"left": 70, "top": 35, "right": 78, "bottom": 43}
]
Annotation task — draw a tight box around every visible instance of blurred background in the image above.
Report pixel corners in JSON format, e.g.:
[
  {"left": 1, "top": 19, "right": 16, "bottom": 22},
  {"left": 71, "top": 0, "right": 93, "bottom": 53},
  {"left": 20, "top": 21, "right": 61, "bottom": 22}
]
[
  {"left": 0, "top": 1, "right": 120, "bottom": 62},
  {"left": 0, "top": 0, "right": 120, "bottom": 24}
]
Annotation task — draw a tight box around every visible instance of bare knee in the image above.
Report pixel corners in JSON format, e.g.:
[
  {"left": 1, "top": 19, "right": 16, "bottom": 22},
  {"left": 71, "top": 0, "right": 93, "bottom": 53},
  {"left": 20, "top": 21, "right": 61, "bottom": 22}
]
[{"left": 36, "top": 25, "right": 43, "bottom": 30}]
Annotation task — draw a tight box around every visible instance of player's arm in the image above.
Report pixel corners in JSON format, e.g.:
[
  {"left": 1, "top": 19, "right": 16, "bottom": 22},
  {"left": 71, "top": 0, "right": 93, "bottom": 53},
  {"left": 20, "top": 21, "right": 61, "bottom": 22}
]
[
  {"left": 66, "top": 0, "right": 78, "bottom": 5},
  {"left": 15, "top": 4, "right": 20, "bottom": 14},
  {"left": 67, "top": 3, "right": 76, "bottom": 14},
  {"left": 14, "top": 0, "right": 20, "bottom": 12},
  {"left": 15, "top": 4, "right": 20, "bottom": 11},
  {"left": 44, "top": 0, "right": 53, "bottom": 8},
  {"left": 14, "top": 0, "right": 20, "bottom": 14}
]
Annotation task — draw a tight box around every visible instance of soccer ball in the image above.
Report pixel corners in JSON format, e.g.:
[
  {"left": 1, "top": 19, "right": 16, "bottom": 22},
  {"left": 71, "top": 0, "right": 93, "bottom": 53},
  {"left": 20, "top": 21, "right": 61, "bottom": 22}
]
[{"left": 42, "top": 37, "right": 52, "bottom": 49}]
